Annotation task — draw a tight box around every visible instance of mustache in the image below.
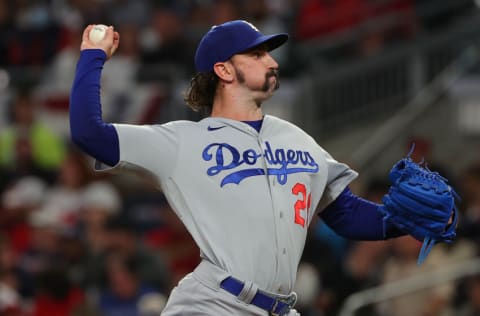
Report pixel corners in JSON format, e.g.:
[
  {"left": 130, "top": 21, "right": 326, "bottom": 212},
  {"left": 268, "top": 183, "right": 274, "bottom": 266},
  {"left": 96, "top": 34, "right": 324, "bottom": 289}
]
[
  {"left": 262, "top": 69, "right": 280, "bottom": 92},
  {"left": 267, "top": 69, "right": 279, "bottom": 79}
]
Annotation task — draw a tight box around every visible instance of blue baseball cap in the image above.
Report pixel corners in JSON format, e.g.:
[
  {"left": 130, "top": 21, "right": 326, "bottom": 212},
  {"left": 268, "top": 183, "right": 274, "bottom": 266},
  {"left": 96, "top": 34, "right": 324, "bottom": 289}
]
[{"left": 194, "top": 20, "right": 289, "bottom": 72}]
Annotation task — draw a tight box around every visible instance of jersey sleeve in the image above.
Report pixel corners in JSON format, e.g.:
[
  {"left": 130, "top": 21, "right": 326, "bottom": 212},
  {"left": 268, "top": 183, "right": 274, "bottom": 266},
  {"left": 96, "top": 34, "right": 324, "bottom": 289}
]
[
  {"left": 70, "top": 49, "right": 120, "bottom": 167},
  {"left": 317, "top": 149, "right": 358, "bottom": 211},
  {"left": 96, "top": 122, "right": 179, "bottom": 183}
]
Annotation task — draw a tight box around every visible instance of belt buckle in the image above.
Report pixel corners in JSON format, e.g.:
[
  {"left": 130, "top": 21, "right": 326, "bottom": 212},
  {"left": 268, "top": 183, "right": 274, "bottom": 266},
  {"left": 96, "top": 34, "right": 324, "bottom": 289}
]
[
  {"left": 269, "top": 292, "right": 297, "bottom": 316},
  {"left": 283, "top": 292, "right": 297, "bottom": 307}
]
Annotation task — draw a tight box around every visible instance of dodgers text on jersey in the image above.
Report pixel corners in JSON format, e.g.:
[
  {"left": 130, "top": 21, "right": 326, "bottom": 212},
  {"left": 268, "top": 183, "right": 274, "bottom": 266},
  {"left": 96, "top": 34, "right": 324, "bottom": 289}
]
[{"left": 202, "top": 141, "right": 319, "bottom": 186}]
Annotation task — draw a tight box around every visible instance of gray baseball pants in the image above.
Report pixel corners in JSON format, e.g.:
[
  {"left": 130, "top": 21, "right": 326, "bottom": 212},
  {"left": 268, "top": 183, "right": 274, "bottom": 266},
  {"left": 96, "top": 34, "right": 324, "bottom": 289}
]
[{"left": 161, "top": 260, "right": 299, "bottom": 316}]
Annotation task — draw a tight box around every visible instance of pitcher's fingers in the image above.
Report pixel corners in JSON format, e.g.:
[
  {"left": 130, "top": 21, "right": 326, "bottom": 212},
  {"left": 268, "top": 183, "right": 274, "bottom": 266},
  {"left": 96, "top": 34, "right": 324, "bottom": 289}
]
[
  {"left": 104, "top": 26, "right": 115, "bottom": 42},
  {"left": 113, "top": 31, "right": 120, "bottom": 49},
  {"left": 82, "top": 25, "right": 94, "bottom": 42}
]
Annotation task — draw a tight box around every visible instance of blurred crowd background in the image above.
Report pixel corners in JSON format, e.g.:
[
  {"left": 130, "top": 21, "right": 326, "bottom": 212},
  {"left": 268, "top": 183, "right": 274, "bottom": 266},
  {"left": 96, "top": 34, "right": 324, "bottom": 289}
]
[{"left": 1, "top": 0, "right": 480, "bottom": 315}]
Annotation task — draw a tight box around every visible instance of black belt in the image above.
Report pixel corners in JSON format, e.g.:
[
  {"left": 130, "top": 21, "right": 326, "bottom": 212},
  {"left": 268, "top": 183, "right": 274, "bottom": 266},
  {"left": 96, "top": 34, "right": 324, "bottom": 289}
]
[{"left": 220, "top": 276, "right": 296, "bottom": 316}]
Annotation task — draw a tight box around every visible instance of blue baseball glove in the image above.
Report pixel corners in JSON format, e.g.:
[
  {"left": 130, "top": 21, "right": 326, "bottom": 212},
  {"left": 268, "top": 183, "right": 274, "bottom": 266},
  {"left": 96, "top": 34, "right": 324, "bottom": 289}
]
[{"left": 379, "top": 149, "right": 459, "bottom": 264}]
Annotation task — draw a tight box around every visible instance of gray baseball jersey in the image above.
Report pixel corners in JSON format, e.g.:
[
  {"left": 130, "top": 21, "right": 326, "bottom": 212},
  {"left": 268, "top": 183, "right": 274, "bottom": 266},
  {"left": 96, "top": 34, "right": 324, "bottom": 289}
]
[{"left": 106, "top": 114, "right": 357, "bottom": 295}]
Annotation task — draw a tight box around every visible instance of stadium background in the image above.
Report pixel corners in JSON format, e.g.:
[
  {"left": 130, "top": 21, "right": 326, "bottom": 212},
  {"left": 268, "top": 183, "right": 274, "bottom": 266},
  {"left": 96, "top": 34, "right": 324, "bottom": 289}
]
[{"left": 1, "top": 0, "right": 480, "bottom": 315}]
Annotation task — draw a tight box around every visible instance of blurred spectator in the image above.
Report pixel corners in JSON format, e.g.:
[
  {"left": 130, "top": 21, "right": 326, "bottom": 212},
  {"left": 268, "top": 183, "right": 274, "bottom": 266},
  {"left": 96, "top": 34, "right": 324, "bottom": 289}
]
[
  {"left": 96, "top": 253, "right": 164, "bottom": 316},
  {"left": 295, "top": 0, "right": 368, "bottom": 41},
  {"left": 325, "top": 241, "right": 387, "bottom": 316},
  {"left": 137, "top": 291, "right": 167, "bottom": 316},
  {"left": 14, "top": 0, "right": 52, "bottom": 30},
  {"left": 211, "top": 0, "right": 240, "bottom": 25},
  {"left": 106, "top": 0, "right": 151, "bottom": 27},
  {"left": 457, "top": 163, "right": 480, "bottom": 247},
  {"left": 57, "top": 234, "right": 87, "bottom": 289},
  {"left": 0, "top": 235, "right": 28, "bottom": 314},
  {"left": 49, "top": 0, "right": 85, "bottom": 31},
  {"left": 11, "top": 201, "right": 68, "bottom": 303},
  {"left": 263, "top": 0, "right": 297, "bottom": 19},
  {"left": 301, "top": 176, "right": 390, "bottom": 315},
  {"left": 0, "top": 90, "right": 66, "bottom": 189},
  {"left": 143, "top": 204, "right": 199, "bottom": 287},
  {"left": 358, "top": 0, "right": 417, "bottom": 57},
  {"left": 298, "top": 175, "right": 389, "bottom": 316},
  {"left": 36, "top": 26, "right": 83, "bottom": 106},
  {"left": 375, "top": 234, "right": 475, "bottom": 316},
  {"left": 457, "top": 275, "right": 480, "bottom": 316},
  {"left": 70, "top": 304, "right": 102, "bottom": 316},
  {"left": 0, "top": 0, "right": 14, "bottom": 67},
  {"left": 140, "top": 8, "right": 193, "bottom": 72},
  {"left": 6, "top": 1, "right": 63, "bottom": 66},
  {"left": 377, "top": 236, "right": 449, "bottom": 316},
  {"left": 184, "top": 2, "right": 214, "bottom": 48},
  {"left": 105, "top": 23, "right": 141, "bottom": 80},
  {"left": 82, "top": 215, "right": 170, "bottom": 295},
  {"left": 294, "top": 0, "right": 417, "bottom": 63},
  {"left": 49, "top": 0, "right": 106, "bottom": 29},
  {"left": 293, "top": 0, "right": 369, "bottom": 66},
  {"left": 293, "top": 262, "right": 322, "bottom": 316},
  {"left": 101, "top": 23, "right": 142, "bottom": 123},
  {"left": 1, "top": 177, "right": 47, "bottom": 255},
  {"left": 0, "top": 278, "right": 23, "bottom": 316},
  {"left": 31, "top": 267, "right": 85, "bottom": 316},
  {"left": 41, "top": 148, "right": 95, "bottom": 234},
  {"left": 78, "top": 181, "right": 121, "bottom": 254}
]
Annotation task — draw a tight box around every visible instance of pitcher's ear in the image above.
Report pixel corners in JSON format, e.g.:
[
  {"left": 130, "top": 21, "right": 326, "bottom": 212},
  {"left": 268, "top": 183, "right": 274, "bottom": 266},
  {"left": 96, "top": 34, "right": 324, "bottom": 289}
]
[{"left": 213, "top": 61, "right": 234, "bottom": 83}]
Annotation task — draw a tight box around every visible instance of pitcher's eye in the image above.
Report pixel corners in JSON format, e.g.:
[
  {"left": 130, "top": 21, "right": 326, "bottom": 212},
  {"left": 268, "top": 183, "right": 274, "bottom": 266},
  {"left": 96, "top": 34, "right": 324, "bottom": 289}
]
[{"left": 251, "top": 50, "right": 264, "bottom": 58}]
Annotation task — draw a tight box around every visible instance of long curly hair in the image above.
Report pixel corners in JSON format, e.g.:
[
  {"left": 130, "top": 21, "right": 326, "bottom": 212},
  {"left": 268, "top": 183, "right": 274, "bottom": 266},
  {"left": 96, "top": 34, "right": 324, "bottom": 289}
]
[{"left": 184, "top": 72, "right": 219, "bottom": 114}]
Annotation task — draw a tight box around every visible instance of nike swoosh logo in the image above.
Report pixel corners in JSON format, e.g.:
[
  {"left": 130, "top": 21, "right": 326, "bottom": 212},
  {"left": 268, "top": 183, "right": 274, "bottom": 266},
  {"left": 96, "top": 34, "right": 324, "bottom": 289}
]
[{"left": 207, "top": 125, "right": 226, "bottom": 131}]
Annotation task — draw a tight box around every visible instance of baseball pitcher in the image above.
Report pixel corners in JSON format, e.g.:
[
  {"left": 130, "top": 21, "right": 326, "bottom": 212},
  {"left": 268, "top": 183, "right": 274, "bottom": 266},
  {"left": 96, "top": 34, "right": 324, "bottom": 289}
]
[{"left": 70, "top": 20, "right": 458, "bottom": 315}]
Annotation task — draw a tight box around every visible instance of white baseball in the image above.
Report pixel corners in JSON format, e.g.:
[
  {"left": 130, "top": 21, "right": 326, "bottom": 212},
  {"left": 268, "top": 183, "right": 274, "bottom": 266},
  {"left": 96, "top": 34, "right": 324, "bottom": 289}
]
[{"left": 89, "top": 24, "right": 108, "bottom": 44}]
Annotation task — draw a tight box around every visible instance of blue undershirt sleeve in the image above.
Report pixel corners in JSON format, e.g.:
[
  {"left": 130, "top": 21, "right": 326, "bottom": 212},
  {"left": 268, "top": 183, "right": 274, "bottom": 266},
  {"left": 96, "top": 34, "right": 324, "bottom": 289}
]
[
  {"left": 70, "top": 49, "right": 119, "bottom": 166},
  {"left": 319, "top": 187, "right": 405, "bottom": 240}
]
